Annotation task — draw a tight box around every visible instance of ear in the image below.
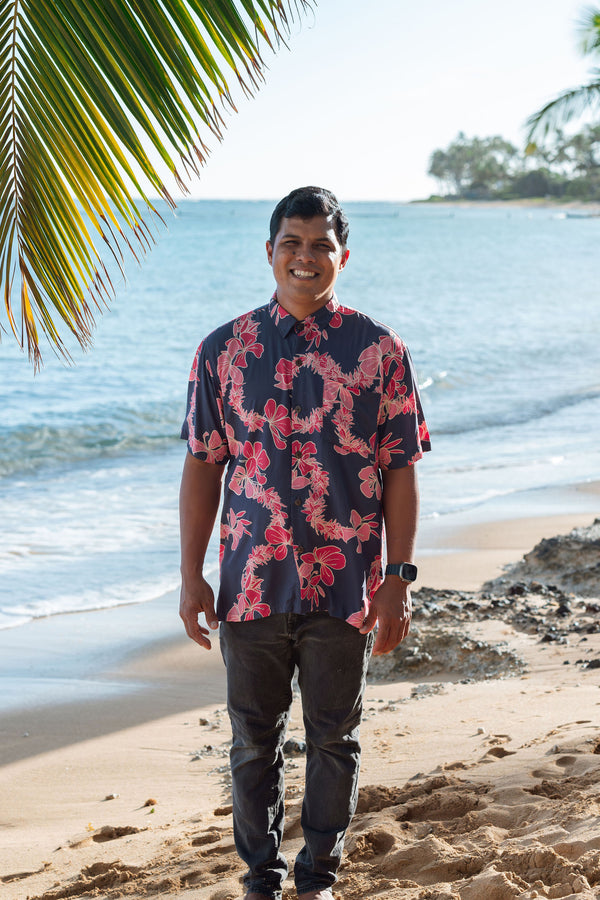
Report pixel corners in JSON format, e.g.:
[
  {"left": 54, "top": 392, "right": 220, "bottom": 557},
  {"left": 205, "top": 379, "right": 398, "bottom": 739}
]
[
  {"left": 266, "top": 240, "right": 273, "bottom": 266},
  {"left": 339, "top": 249, "right": 350, "bottom": 271}
]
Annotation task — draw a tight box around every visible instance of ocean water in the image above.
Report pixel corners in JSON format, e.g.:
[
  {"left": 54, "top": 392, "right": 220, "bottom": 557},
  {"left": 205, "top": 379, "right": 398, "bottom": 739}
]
[{"left": 1, "top": 201, "right": 599, "bottom": 630}]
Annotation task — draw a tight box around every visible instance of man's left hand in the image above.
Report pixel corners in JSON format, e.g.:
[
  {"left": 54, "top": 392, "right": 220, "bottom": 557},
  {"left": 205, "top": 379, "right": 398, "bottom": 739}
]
[{"left": 359, "top": 577, "right": 412, "bottom": 655}]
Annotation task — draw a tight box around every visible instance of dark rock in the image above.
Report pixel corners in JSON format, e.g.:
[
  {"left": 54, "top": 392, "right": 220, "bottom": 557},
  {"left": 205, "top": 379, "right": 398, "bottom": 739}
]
[
  {"left": 283, "top": 738, "right": 307, "bottom": 756},
  {"left": 483, "top": 519, "right": 600, "bottom": 597}
]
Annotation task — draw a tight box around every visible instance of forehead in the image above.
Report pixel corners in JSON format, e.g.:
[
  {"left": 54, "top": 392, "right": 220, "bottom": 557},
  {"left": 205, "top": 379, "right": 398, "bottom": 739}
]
[{"left": 274, "top": 215, "right": 340, "bottom": 245}]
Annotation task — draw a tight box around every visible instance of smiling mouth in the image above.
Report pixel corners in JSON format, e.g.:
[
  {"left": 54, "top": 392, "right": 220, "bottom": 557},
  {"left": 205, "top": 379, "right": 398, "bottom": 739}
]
[{"left": 291, "top": 269, "right": 318, "bottom": 279}]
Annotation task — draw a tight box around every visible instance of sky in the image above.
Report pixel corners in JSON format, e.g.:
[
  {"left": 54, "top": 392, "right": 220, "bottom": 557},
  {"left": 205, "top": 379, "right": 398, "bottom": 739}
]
[{"left": 155, "top": 0, "right": 594, "bottom": 202}]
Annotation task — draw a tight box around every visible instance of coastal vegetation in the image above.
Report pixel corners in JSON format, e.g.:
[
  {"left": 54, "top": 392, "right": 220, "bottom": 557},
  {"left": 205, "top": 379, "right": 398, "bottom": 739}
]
[
  {"left": 428, "top": 7, "right": 600, "bottom": 203},
  {"left": 427, "top": 126, "right": 600, "bottom": 201}
]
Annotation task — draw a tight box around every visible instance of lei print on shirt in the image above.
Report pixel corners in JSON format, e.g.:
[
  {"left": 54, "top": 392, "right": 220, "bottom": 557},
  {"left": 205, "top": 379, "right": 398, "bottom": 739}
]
[{"left": 185, "top": 296, "right": 430, "bottom": 624}]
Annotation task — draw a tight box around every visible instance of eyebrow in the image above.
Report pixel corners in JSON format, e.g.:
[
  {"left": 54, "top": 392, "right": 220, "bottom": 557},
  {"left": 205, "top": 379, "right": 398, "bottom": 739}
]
[{"left": 280, "top": 232, "right": 334, "bottom": 242}]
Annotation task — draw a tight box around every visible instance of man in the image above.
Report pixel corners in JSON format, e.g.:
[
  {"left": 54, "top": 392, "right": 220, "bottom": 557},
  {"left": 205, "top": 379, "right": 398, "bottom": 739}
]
[{"left": 180, "top": 186, "right": 430, "bottom": 900}]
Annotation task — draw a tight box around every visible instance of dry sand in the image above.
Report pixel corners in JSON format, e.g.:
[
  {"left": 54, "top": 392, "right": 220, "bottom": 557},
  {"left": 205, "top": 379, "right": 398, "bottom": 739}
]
[{"left": 2, "top": 507, "right": 600, "bottom": 900}]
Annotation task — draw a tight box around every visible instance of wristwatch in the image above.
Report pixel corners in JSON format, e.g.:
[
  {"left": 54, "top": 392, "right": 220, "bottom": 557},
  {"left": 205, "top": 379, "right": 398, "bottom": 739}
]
[{"left": 385, "top": 562, "right": 418, "bottom": 583}]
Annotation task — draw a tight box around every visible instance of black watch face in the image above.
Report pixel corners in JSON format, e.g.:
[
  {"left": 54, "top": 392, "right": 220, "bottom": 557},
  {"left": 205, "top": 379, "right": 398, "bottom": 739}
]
[{"left": 402, "top": 563, "right": 418, "bottom": 582}]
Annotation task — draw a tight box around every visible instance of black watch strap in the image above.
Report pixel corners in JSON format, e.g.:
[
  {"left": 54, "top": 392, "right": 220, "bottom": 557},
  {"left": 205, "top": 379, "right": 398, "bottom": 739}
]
[{"left": 385, "top": 562, "right": 418, "bottom": 582}]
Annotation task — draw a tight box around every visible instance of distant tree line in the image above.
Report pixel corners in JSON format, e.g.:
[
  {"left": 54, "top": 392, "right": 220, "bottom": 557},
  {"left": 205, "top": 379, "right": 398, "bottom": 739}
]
[{"left": 428, "top": 126, "right": 600, "bottom": 201}]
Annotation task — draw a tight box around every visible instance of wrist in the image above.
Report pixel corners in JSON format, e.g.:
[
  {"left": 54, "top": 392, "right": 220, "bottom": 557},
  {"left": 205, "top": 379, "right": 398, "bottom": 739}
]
[{"left": 385, "top": 562, "right": 418, "bottom": 583}]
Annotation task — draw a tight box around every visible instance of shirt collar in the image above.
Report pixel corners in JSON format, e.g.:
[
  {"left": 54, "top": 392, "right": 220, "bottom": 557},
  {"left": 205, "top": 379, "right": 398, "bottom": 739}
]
[{"left": 268, "top": 293, "right": 340, "bottom": 339}]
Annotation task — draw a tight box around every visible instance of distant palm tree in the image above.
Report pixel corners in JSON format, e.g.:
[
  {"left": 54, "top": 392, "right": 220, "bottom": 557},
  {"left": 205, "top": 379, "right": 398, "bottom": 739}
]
[
  {"left": 0, "top": 0, "right": 309, "bottom": 366},
  {"left": 527, "top": 6, "right": 600, "bottom": 144}
]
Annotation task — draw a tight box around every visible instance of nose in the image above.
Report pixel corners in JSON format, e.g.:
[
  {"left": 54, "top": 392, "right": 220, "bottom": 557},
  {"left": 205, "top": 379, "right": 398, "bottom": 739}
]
[{"left": 295, "top": 242, "right": 316, "bottom": 262}]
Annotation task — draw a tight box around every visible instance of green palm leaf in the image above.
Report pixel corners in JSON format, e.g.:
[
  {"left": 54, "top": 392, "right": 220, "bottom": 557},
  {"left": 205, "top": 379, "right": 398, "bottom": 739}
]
[
  {"left": 526, "top": 6, "right": 600, "bottom": 144},
  {"left": 0, "top": 0, "right": 310, "bottom": 366},
  {"left": 526, "top": 72, "right": 600, "bottom": 142}
]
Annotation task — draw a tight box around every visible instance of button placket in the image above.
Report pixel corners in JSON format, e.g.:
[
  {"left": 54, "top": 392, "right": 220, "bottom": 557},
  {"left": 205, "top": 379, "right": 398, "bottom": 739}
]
[{"left": 290, "top": 327, "right": 308, "bottom": 563}]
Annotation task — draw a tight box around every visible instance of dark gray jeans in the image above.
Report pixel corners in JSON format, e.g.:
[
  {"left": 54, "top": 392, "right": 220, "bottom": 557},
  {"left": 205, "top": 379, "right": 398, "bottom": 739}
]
[{"left": 220, "top": 612, "right": 373, "bottom": 898}]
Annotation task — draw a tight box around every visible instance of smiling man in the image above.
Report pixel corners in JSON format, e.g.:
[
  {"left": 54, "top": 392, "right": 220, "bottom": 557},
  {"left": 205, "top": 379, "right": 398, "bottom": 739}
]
[{"left": 180, "top": 186, "right": 431, "bottom": 900}]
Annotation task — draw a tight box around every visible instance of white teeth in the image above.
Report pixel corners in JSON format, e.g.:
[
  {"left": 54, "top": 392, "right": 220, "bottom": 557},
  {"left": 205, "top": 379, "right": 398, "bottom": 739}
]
[{"left": 292, "top": 270, "right": 317, "bottom": 278}]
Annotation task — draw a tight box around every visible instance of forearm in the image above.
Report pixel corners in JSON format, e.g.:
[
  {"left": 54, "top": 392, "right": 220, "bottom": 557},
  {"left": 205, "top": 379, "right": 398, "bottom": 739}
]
[
  {"left": 179, "top": 452, "right": 224, "bottom": 583},
  {"left": 381, "top": 463, "right": 419, "bottom": 565}
]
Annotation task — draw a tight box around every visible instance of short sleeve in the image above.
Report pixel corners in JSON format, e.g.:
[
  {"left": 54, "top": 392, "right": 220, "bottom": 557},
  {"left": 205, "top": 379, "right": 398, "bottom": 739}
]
[
  {"left": 180, "top": 340, "right": 230, "bottom": 464},
  {"left": 377, "top": 336, "right": 431, "bottom": 470}
]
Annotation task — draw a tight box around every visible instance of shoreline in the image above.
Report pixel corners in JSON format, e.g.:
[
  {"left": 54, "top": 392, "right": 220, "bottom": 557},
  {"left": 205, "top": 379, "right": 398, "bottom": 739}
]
[
  {"left": 1, "top": 479, "right": 597, "bottom": 723},
  {"left": 409, "top": 196, "right": 600, "bottom": 212}
]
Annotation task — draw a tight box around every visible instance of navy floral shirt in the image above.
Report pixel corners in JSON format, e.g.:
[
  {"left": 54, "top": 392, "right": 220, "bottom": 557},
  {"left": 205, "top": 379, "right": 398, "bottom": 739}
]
[{"left": 181, "top": 295, "right": 431, "bottom": 626}]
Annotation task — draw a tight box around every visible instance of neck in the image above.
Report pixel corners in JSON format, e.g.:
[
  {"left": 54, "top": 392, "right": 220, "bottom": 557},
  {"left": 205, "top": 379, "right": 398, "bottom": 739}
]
[{"left": 275, "top": 292, "right": 333, "bottom": 322}]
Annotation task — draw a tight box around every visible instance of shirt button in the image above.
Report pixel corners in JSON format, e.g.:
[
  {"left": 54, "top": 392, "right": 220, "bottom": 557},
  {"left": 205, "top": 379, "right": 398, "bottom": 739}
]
[
  {"left": 294, "top": 358, "right": 302, "bottom": 367},
  {"left": 297, "top": 545, "right": 305, "bottom": 554},
  {"left": 294, "top": 498, "right": 302, "bottom": 507},
  {"left": 294, "top": 405, "right": 302, "bottom": 415},
  {"left": 295, "top": 323, "right": 303, "bottom": 333}
]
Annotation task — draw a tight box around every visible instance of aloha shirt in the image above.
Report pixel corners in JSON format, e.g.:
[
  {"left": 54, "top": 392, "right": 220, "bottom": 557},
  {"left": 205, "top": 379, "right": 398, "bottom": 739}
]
[{"left": 181, "top": 294, "right": 431, "bottom": 626}]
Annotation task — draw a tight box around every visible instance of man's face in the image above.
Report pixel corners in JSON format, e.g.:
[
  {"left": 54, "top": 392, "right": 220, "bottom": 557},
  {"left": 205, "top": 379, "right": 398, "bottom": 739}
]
[{"left": 266, "top": 215, "right": 349, "bottom": 320}]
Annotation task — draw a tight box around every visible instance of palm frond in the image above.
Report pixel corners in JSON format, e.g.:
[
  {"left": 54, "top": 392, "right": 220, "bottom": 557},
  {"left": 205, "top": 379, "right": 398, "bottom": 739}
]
[
  {"left": 578, "top": 5, "right": 600, "bottom": 55},
  {"left": 525, "top": 71, "right": 600, "bottom": 144},
  {"left": 0, "top": 0, "right": 311, "bottom": 366}
]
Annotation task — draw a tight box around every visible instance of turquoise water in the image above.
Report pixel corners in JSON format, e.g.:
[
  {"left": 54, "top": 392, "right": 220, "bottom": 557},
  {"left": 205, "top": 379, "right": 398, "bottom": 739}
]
[{"left": 1, "top": 201, "right": 599, "bottom": 628}]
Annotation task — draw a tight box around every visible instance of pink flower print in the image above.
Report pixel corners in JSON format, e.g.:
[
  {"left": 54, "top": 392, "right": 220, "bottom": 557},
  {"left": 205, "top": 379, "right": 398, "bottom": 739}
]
[
  {"left": 265, "top": 524, "right": 292, "bottom": 560},
  {"left": 309, "top": 465, "right": 330, "bottom": 498},
  {"left": 221, "top": 509, "right": 252, "bottom": 550},
  {"left": 381, "top": 336, "right": 406, "bottom": 378},
  {"left": 274, "top": 357, "right": 294, "bottom": 391},
  {"left": 204, "top": 429, "right": 228, "bottom": 462},
  {"left": 346, "top": 602, "right": 368, "bottom": 628},
  {"left": 419, "top": 419, "right": 431, "bottom": 444},
  {"left": 366, "top": 556, "right": 383, "bottom": 600},
  {"left": 378, "top": 433, "right": 405, "bottom": 468},
  {"left": 321, "top": 519, "right": 350, "bottom": 541},
  {"left": 243, "top": 441, "right": 270, "bottom": 483},
  {"left": 303, "top": 493, "right": 326, "bottom": 527},
  {"left": 291, "top": 440, "right": 317, "bottom": 489},
  {"left": 229, "top": 464, "right": 249, "bottom": 496},
  {"left": 236, "top": 313, "right": 260, "bottom": 342},
  {"left": 358, "top": 343, "right": 382, "bottom": 381},
  {"left": 188, "top": 343, "right": 202, "bottom": 381},
  {"left": 330, "top": 408, "right": 370, "bottom": 458},
  {"left": 242, "top": 588, "right": 271, "bottom": 620},
  {"left": 264, "top": 398, "right": 292, "bottom": 450},
  {"left": 301, "top": 572, "right": 324, "bottom": 609},
  {"left": 225, "top": 423, "right": 243, "bottom": 457},
  {"left": 298, "top": 316, "right": 322, "bottom": 348},
  {"left": 399, "top": 390, "right": 418, "bottom": 416},
  {"left": 358, "top": 465, "right": 381, "bottom": 499},
  {"left": 270, "top": 298, "right": 293, "bottom": 326},
  {"left": 329, "top": 311, "right": 343, "bottom": 329},
  {"left": 349, "top": 510, "right": 378, "bottom": 551},
  {"left": 188, "top": 429, "right": 227, "bottom": 462},
  {"left": 299, "top": 545, "right": 346, "bottom": 587},
  {"left": 217, "top": 337, "right": 246, "bottom": 387},
  {"left": 227, "top": 591, "right": 271, "bottom": 621}
]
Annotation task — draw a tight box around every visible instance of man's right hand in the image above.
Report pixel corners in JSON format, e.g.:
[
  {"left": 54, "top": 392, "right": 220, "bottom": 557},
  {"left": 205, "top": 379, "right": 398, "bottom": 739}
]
[{"left": 179, "top": 576, "right": 219, "bottom": 650}]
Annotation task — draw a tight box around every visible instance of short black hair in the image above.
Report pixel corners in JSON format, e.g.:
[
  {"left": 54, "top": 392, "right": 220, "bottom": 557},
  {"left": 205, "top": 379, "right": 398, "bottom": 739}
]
[{"left": 269, "top": 186, "right": 349, "bottom": 250}]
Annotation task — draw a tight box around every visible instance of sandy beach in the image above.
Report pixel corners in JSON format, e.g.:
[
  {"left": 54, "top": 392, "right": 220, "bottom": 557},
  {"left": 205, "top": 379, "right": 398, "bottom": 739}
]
[{"left": 2, "top": 484, "right": 600, "bottom": 900}]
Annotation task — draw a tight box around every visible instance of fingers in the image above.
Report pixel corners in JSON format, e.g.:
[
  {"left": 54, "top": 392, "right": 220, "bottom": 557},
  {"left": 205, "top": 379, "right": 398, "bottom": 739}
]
[
  {"left": 372, "top": 615, "right": 411, "bottom": 656},
  {"left": 184, "top": 618, "right": 213, "bottom": 651},
  {"left": 180, "top": 583, "right": 218, "bottom": 651},
  {"left": 359, "top": 605, "right": 378, "bottom": 635}
]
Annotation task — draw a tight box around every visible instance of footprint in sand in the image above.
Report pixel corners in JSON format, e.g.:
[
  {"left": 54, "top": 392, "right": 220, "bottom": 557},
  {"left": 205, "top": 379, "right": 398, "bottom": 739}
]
[{"left": 483, "top": 746, "right": 517, "bottom": 759}]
